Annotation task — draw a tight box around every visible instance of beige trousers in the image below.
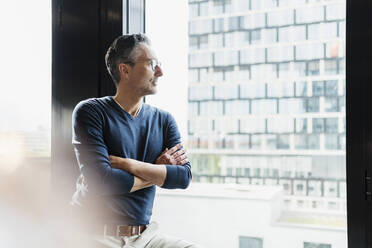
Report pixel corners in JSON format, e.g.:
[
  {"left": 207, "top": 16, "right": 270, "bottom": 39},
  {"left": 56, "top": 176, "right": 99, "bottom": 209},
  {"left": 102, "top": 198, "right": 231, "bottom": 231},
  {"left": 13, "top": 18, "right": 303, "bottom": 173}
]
[{"left": 96, "top": 222, "right": 203, "bottom": 248}]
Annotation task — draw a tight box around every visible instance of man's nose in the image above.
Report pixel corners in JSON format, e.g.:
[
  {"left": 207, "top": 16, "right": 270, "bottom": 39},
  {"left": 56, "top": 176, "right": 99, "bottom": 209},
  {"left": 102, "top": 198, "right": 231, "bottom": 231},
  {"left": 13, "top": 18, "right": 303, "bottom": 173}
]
[{"left": 154, "top": 65, "right": 163, "bottom": 77}]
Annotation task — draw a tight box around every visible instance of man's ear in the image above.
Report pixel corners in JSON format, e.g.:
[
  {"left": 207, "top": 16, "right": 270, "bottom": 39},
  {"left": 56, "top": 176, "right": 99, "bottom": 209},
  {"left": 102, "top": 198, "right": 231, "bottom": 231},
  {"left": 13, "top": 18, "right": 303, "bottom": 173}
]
[
  {"left": 119, "top": 64, "right": 129, "bottom": 74},
  {"left": 118, "top": 63, "right": 130, "bottom": 80}
]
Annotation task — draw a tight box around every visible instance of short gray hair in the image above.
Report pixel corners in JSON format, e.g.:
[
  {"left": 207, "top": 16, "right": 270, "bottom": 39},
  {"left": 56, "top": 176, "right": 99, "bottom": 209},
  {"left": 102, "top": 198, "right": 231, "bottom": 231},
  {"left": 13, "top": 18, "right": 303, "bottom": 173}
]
[{"left": 105, "top": 34, "right": 151, "bottom": 86}]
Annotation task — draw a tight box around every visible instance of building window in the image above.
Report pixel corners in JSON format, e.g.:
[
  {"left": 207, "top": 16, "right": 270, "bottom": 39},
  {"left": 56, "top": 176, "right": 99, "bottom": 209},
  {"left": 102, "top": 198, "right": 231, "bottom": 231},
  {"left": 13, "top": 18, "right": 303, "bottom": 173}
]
[
  {"left": 304, "top": 242, "right": 331, "bottom": 248},
  {"left": 213, "top": 18, "right": 225, "bottom": 32}
]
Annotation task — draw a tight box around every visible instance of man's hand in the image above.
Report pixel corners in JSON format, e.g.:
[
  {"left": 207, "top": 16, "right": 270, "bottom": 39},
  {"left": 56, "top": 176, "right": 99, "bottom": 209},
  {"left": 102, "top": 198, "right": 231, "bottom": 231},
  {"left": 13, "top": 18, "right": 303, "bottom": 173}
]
[
  {"left": 109, "top": 155, "right": 126, "bottom": 170},
  {"left": 155, "top": 143, "right": 189, "bottom": 165}
]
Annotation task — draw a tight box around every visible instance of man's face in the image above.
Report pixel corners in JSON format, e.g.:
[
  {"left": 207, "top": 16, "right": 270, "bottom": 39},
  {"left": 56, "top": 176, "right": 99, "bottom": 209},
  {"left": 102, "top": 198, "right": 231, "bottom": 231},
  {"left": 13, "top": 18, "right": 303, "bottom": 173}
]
[{"left": 127, "top": 44, "right": 163, "bottom": 96}]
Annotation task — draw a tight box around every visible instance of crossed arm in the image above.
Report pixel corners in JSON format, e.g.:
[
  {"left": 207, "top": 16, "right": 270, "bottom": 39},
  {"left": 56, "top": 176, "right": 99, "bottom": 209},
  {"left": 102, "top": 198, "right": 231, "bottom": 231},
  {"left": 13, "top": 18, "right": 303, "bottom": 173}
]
[{"left": 109, "top": 143, "right": 189, "bottom": 192}]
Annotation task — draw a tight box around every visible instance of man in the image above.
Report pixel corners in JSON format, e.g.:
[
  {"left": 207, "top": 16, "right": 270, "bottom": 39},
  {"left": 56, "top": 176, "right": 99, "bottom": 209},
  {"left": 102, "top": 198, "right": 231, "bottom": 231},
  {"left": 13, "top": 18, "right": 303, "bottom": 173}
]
[{"left": 71, "top": 34, "right": 201, "bottom": 247}]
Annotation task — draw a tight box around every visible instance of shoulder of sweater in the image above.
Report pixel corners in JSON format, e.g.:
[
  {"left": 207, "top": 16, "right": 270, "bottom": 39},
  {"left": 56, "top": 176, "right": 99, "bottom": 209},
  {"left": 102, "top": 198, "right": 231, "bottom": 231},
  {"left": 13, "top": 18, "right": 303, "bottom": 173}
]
[
  {"left": 143, "top": 104, "right": 172, "bottom": 118},
  {"left": 73, "top": 97, "right": 111, "bottom": 115}
]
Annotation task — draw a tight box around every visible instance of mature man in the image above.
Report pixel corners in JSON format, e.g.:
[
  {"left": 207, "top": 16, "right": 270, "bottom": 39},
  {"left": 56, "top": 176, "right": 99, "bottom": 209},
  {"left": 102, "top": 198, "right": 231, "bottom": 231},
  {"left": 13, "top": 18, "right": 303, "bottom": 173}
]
[{"left": 71, "top": 34, "right": 200, "bottom": 247}]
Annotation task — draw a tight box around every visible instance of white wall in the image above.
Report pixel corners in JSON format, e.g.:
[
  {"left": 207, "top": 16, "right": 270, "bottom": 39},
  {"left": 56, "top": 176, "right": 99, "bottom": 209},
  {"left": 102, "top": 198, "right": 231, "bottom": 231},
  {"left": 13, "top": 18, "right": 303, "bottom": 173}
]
[{"left": 152, "top": 184, "right": 347, "bottom": 248}]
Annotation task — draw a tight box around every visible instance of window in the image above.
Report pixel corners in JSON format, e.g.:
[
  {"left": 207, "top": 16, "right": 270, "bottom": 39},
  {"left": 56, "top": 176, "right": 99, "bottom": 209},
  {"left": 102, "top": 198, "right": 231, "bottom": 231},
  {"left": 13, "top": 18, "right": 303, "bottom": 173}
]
[
  {"left": 240, "top": 48, "right": 266, "bottom": 64},
  {"left": 295, "top": 81, "right": 307, "bottom": 97},
  {"left": 225, "top": 100, "right": 250, "bottom": 115},
  {"left": 312, "top": 81, "right": 324, "bottom": 96},
  {"left": 209, "top": 33, "right": 224, "bottom": 48},
  {"left": 304, "top": 242, "right": 331, "bottom": 248},
  {"left": 296, "top": 6, "right": 324, "bottom": 23},
  {"left": 308, "top": 60, "right": 320, "bottom": 75},
  {"left": 229, "top": 16, "right": 241, "bottom": 31},
  {"left": 313, "top": 118, "right": 324, "bottom": 133},
  {"left": 240, "top": 83, "right": 266, "bottom": 98},
  {"left": 251, "top": 99, "right": 277, "bottom": 114},
  {"left": 267, "top": 9, "right": 294, "bottom": 26},
  {"left": 307, "top": 98, "right": 320, "bottom": 112},
  {"left": 267, "top": 117, "right": 294, "bottom": 133},
  {"left": 214, "top": 84, "right": 238, "bottom": 99},
  {"left": 262, "top": 28, "right": 277, "bottom": 44},
  {"left": 296, "top": 44, "right": 324, "bottom": 60},
  {"left": 325, "top": 80, "right": 338, "bottom": 96},
  {"left": 214, "top": 51, "right": 238, "bottom": 66},
  {"left": 213, "top": 18, "right": 225, "bottom": 32},
  {"left": 189, "top": 52, "right": 213, "bottom": 67},
  {"left": 279, "top": 98, "right": 306, "bottom": 114},
  {"left": 250, "top": 29, "right": 262, "bottom": 44},
  {"left": 296, "top": 118, "right": 308, "bottom": 133},
  {"left": 294, "top": 62, "right": 307, "bottom": 77},
  {"left": 325, "top": 59, "right": 338, "bottom": 75},
  {"left": 147, "top": 0, "right": 346, "bottom": 246}
]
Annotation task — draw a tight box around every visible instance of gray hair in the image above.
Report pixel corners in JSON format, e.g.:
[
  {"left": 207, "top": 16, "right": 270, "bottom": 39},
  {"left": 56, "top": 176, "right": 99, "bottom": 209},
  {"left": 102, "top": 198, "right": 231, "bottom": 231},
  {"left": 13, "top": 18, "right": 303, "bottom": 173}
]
[{"left": 105, "top": 33, "right": 151, "bottom": 86}]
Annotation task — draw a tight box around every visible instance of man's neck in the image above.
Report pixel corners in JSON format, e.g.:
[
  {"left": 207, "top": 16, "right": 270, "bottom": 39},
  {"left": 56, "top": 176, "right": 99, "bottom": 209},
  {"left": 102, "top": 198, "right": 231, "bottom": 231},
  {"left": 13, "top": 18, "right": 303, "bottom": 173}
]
[{"left": 113, "top": 92, "right": 143, "bottom": 117}]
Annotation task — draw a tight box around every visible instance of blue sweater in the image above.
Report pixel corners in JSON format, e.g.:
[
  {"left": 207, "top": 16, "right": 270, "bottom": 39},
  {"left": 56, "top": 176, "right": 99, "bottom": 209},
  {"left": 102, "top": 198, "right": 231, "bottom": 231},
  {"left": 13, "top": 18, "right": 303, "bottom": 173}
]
[{"left": 71, "top": 96, "right": 192, "bottom": 225}]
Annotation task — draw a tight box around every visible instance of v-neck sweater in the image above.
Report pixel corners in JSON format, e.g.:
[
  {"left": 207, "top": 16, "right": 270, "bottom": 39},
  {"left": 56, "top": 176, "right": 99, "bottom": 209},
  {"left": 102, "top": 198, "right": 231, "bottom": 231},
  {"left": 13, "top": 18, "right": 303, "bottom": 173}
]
[{"left": 71, "top": 96, "right": 192, "bottom": 225}]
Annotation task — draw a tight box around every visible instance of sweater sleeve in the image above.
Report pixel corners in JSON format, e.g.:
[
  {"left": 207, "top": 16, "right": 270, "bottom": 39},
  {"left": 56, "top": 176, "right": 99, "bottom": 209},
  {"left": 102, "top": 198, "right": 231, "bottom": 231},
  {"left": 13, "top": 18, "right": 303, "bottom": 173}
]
[
  {"left": 161, "top": 113, "right": 192, "bottom": 189},
  {"left": 72, "top": 101, "right": 134, "bottom": 195}
]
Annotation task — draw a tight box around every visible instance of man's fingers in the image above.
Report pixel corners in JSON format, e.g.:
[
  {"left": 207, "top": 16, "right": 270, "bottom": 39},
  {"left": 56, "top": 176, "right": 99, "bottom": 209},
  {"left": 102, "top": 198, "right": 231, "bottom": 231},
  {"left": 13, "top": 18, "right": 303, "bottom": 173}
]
[
  {"left": 166, "top": 143, "right": 182, "bottom": 155},
  {"left": 173, "top": 149, "right": 186, "bottom": 159},
  {"left": 160, "top": 148, "right": 168, "bottom": 156},
  {"left": 175, "top": 154, "right": 187, "bottom": 162},
  {"left": 179, "top": 159, "right": 189, "bottom": 165}
]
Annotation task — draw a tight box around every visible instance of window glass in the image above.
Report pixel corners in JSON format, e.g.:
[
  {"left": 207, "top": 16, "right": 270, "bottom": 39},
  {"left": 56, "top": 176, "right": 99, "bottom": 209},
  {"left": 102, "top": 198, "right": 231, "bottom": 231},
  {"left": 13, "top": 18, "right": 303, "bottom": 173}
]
[
  {"left": 189, "top": 69, "right": 199, "bottom": 82},
  {"left": 312, "top": 81, "right": 324, "bottom": 96},
  {"left": 279, "top": 98, "right": 306, "bottom": 114},
  {"left": 296, "top": 43, "right": 324, "bottom": 60},
  {"left": 325, "top": 118, "right": 338, "bottom": 133},
  {"left": 240, "top": 48, "right": 266, "bottom": 64},
  {"left": 189, "top": 3, "right": 199, "bottom": 18},
  {"left": 267, "top": 82, "right": 294, "bottom": 97},
  {"left": 214, "top": 84, "right": 238, "bottom": 99},
  {"left": 267, "top": 9, "right": 294, "bottom": 26},
  {"left": 307, "top": 97, "right": 320, "bottom": 112},
  {"left": 147, "top": 0, "right": 346, "bottom": 245},
  {"left": 325, "top": 80, "right": 338, "bottom": 96},
  {"left": 229, "top": 16, "right": 241, "bottom": 31},
  {"left": 295, "top": 81, "right": 307, "bottom": 97},
  {"left": 199, "top": 1, "right": 209, "bottom": 16},
  {"left": 214, "top": 51, "right": 238, "bottom": 66},
  {"left": 308, "top": 60, "right": 320, "bottom": 75},
  {"left": 240, "top": 118, "right": 266, "bottom": 133},
  {"left": 262, "top": 28, "right": 277, "bottom": 44},
  {"left": 294, "top": 62, "right": 307, "bottom": 77},
  {"left": 214, "top": 18, "right": 225, "bottom": 32},
  {"left": 324, "top": 97, "right": 339, "bottom": 112},
  {"left": 312, "top": 118, "right": 324, "bottom": 133},
  {"left": 200, "top": 101, "right": 223, "bottom": 115},
  {"left": 250, "top": 29, "right": 262, "bottom": 44},
  {"left": 188, "top": 102, "right": 199, "bottom": 116},
  {"left": 225, "top": 100, "right": 250, "bottom": 115},
  {"left": 296, "top": 6, "right": 324, "bottom": 23},
  {"left": 326, "top": 3, "right": 345, "bottom": 21},
  {"left": 189, "top": 85, "right": 213, "bottom": 100},
  {"left": 251, "top": 64, "right": 277, "bottom": 80},
  {"left": 199, "top": 35, "right": 208, "bottom": 49},
  {"left": 250, "top": 0, "right": 262, "bottom": 10},
  {"left": 251, "top": 99, "right": 277, "bottom": 114},
  {"left": 267, "top": 117, "right": 294, "bottom": 133},
  {"left": 324, "top": 59, "right": 338, "bottom": 75},
  {"left": 240, "top": 83, "right": 266, "bottom": 98},
  {"left": 296, "top": 118, "right": 308, "bottom": 133},
  {"left": 209, "top": 33, "right": 224, "bottom": 49}
]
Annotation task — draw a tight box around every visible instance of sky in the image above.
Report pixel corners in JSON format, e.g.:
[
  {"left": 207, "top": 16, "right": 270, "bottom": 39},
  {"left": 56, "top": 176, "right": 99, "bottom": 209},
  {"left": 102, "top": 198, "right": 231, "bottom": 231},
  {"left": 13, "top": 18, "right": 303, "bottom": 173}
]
[{"left": 0, "top": 1, "right": 52, "bottom": 132}]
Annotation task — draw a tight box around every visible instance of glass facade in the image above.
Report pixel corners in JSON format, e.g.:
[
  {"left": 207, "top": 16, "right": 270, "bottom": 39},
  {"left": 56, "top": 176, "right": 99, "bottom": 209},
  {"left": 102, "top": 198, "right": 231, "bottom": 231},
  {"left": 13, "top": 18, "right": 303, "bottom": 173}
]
[{"left": 188, "top": 0, "right": 346, "bottom": 214}]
